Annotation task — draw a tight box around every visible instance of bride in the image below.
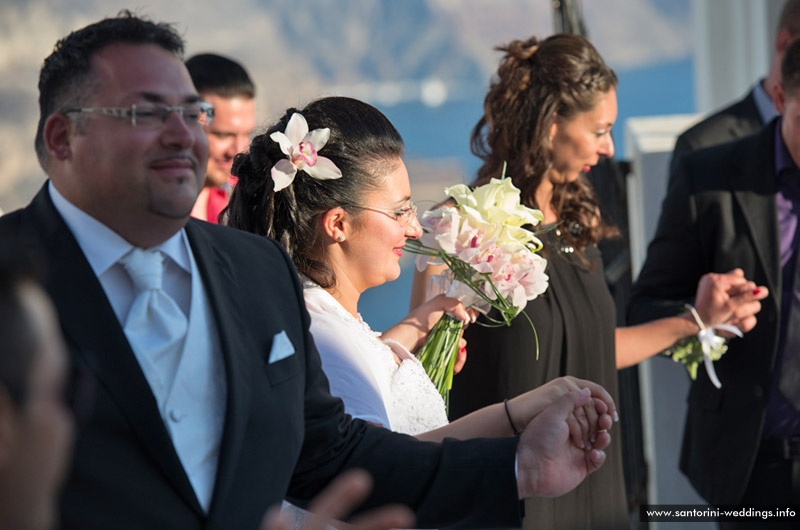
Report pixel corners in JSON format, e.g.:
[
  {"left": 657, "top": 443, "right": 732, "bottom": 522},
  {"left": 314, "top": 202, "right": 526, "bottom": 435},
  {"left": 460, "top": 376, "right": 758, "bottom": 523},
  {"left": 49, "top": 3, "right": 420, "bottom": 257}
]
[{"left": 225, "top": 96, "right": 616, "bottom": 443}]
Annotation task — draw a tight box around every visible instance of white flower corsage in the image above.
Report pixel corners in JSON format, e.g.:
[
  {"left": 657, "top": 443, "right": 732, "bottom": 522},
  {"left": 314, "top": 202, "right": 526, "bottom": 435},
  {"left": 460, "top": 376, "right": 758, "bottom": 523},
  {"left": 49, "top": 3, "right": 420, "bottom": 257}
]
[
  {"left": 664, "top": 304, "right": 743, "bottom": 388},
  {"left": 269, "top": 112, "right": 342, "bottom": 192}
]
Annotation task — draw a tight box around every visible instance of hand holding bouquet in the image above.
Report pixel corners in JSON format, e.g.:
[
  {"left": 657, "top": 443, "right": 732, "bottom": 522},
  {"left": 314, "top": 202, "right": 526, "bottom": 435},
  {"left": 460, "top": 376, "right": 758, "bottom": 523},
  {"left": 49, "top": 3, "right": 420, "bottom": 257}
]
[{"left": 407, "top": 172, "right": 549, "bottom": 408}]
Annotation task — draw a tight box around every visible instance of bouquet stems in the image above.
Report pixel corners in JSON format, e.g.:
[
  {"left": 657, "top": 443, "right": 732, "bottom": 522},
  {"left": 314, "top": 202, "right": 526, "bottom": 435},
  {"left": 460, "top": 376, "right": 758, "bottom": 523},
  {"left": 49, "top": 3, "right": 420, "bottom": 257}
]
[{"left": 417, "top": 313, "right": 464, "bottom": 412}]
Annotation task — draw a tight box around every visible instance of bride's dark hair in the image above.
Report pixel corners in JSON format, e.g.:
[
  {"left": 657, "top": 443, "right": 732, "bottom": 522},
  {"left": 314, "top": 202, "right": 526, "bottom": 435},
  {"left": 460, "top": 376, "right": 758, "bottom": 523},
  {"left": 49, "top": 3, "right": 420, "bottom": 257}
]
[{"left": 225, "top": 96, "right": 405, "bottom": 288}]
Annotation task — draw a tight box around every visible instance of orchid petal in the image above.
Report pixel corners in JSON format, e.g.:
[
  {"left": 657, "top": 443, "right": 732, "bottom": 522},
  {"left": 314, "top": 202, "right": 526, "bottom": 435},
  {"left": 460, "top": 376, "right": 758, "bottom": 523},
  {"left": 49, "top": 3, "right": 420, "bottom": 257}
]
[
  {"left": 270, "top": 131, "right": 294, "bottom": 156},
  {"left": 297, "top": 142, "right": 318, "bottom": 167},
  {"left": 285, "top": 113, "right": 309, "bottom": 145},
  {"left": 271, "top": 160, "right": 298, "bottom": 191},
  {"left": 304, "top": 156, "right": 343, "bottom": 180},
  {"left": 306, "top": 127, "right": 331, "bottom": 150}
]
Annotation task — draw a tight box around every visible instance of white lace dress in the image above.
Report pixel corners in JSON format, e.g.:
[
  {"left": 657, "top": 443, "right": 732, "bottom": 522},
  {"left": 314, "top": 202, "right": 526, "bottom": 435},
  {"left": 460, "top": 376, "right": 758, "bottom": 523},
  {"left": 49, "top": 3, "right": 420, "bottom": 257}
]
[
  {"left": 302, "top": 279, "right": 448, "bottom": 435},
  {"left": 283, "top": 281, "right": 448, "bottom": 530}
]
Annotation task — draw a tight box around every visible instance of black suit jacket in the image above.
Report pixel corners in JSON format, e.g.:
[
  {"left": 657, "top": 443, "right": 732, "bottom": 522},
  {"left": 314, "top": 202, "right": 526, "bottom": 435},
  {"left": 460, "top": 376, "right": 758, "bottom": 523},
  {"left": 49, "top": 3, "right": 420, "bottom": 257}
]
[
  {"left": 628, "top": 123, "right": 782, "bottom": 505},
  {"left": 0, "top": 186, "right": 523, "bottom": 530},
  {"left": 669, "top": 89, "right": 765, "bottom": 181}
]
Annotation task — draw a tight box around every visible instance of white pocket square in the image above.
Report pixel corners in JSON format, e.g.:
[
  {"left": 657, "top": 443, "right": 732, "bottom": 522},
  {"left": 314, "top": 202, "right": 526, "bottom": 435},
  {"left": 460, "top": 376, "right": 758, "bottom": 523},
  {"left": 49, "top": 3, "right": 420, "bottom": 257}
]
[{"left": 268, "top": 330, "right": 296, "bottom": 364}]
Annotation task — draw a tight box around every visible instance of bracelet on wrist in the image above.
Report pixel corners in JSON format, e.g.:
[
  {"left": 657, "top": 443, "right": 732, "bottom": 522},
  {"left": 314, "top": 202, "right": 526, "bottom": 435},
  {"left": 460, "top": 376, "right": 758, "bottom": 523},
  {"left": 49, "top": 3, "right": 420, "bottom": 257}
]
[{"left": 503, "top": 398, "right": 521, "bottom": 436}]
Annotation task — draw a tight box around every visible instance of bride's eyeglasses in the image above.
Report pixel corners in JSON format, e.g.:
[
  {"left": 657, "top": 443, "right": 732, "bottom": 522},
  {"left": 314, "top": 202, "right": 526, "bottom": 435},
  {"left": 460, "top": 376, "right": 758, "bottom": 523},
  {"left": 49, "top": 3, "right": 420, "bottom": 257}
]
[{"left": 348, "top": 202, "right": 418, "bottom": 228}]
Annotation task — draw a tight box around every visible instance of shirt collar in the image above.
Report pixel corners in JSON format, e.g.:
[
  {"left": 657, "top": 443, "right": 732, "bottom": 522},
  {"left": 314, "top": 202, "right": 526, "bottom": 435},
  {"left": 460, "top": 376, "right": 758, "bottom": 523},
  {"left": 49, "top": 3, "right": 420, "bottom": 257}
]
[
  {"left": 48, "top": 182, "right": 192, "bottom": 276},
  {"left": 754, "top": 78, "right": 780, "bottom": 125}
]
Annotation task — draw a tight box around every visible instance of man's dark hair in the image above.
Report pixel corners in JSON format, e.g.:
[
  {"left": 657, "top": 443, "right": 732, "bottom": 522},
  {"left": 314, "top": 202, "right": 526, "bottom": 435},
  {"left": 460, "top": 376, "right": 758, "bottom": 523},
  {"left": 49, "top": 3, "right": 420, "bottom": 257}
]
[
  {"left": 0, "top": 245, "right": 46, "bottom": 407},
  {"left": 185, "top": 53, "right": 256, "bottom": 99},
  {"left": 35, "top": 10, "right": 185, "bottom": 168},
  {"left": 779, "top": 0, "right": 800, "bottom": 36},
  {"left": 782, "top": 37, "right": 800, "bottom": 94}
]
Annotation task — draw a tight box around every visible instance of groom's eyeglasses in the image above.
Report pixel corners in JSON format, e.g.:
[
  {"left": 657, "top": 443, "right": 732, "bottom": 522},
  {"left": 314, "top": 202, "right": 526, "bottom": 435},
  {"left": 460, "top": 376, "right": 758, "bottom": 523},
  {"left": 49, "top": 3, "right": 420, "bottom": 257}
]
[
  {"left": 348, "top": 202, "right": 418, "bottom": 228},
  {"left": 62, "top": 102, "right": 214, "bottom": 128}
]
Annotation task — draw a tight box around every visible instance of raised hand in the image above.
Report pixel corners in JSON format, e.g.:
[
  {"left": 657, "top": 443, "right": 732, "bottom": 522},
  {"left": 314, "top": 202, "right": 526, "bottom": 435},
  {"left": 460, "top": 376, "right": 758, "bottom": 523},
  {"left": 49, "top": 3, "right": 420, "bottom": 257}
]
[
  {"left": 694, "top": 268, "right": 768, "bottom": 334},
  {"left": 260, "top": 469, "right": 414, "bottom": 530}
]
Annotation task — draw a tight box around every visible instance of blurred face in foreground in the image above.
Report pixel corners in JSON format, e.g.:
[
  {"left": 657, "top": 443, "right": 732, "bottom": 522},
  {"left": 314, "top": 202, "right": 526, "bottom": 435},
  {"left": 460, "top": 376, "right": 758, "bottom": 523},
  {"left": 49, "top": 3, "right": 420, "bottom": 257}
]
[{"left": 0, "top": 282, "right": 74, "bottom": 530}]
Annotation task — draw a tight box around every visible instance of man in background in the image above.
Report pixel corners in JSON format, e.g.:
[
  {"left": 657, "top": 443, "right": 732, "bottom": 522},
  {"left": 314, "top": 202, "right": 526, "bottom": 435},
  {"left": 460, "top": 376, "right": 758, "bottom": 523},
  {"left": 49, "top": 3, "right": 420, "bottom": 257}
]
[
  {"left": 0, "top": 248, "right": 74, "bottom": 530},
  {"left": 187, "top": 53, "right": 256, "bottom": 223},
  {"left": 630, "top": 38, "right": 800, "bottom": 529},
  {"left": 670, "top": 0, "right": 800, "bottom": 179}
]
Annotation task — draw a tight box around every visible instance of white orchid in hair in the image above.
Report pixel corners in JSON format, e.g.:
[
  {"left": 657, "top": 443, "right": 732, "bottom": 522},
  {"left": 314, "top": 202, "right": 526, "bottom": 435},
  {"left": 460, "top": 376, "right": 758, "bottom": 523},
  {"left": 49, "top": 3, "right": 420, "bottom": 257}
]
[{"left": 269, "top": 112, "right": 343, "bottom": 191}]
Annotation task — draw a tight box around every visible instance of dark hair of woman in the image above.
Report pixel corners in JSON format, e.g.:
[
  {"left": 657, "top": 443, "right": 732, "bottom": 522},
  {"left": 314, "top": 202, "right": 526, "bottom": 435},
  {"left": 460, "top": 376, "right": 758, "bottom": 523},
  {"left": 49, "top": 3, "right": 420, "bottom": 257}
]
[
  {"left": 225, "top": 96, "right": 405, "bottom": 288},
  {"left": 470, "top": 33, "right": 619, "bottom": 258}
]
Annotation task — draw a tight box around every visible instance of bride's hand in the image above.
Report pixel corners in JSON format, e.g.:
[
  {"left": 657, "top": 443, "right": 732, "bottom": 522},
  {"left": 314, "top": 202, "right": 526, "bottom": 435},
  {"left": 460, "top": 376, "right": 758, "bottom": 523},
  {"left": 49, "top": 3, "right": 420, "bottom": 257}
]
[
  {"left": 410, "top": 294, "right": 471, "bottom": 332},
  {"left": 508, "top": 376, "right": 617, "bottom": 449},
  {"left": 381, "top": 295, "right": 473, "bottom": 354}
]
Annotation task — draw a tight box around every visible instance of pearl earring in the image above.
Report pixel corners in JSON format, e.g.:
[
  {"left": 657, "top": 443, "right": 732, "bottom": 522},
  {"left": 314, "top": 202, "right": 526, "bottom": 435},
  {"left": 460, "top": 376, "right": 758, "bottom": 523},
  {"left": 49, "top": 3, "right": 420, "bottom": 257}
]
[{"left": 336, "top": 235, "right": 345, "bottom": 242}]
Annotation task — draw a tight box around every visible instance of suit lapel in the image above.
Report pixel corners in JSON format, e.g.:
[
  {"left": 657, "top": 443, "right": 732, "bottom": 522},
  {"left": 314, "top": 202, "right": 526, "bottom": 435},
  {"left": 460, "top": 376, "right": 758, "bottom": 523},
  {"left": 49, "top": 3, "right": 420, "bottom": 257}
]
[
  {"left": 185, "top": 220, "right": 253, "bottom": 514},
  {"left": 729, "top": 127, "right": 781, "bottom": 293},
  {"left": 26, "top": 187, "right": 204, "bottom": 514}
]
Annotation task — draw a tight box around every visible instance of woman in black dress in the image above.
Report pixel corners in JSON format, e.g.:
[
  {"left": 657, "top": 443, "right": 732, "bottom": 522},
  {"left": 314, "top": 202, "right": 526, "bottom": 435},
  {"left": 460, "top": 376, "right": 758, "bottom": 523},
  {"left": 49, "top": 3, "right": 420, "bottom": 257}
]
[{"left": 411, "top": 34, "right": 767, "bottom": 529}]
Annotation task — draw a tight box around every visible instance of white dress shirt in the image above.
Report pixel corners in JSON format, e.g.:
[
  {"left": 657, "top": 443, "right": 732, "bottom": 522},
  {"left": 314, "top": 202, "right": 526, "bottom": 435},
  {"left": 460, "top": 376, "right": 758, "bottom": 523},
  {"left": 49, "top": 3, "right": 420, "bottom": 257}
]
[
  {"left": 49, "top": 182, "right": 226, "bottom": 511},
  {"left": 753, "top": 78, "right": 780, "bottom": 125}
]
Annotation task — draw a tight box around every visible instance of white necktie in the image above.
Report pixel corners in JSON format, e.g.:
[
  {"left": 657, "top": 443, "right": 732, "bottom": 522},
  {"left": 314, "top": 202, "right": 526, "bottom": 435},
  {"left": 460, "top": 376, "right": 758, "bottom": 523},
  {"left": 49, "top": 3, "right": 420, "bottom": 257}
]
[{"left": 119, "top": 248, "right": 188, "bottom": 394}]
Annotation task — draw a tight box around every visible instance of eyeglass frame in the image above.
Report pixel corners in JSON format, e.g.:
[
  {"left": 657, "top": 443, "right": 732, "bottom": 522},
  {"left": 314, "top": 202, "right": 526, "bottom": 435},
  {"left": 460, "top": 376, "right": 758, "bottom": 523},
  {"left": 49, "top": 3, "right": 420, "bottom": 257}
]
[
  {"left": 61, "top": 101, "right": 215, "bottom": 127},
  {"left": 346, "top": 202, "right": 419, "bottom": 228}
]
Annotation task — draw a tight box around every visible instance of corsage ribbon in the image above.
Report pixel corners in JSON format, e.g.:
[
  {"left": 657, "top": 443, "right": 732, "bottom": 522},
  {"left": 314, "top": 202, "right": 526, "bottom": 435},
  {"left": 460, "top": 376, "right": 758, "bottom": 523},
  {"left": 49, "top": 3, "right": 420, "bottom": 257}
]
[{"left": 685, "top": 304, "right": 743, "bottom": 389}]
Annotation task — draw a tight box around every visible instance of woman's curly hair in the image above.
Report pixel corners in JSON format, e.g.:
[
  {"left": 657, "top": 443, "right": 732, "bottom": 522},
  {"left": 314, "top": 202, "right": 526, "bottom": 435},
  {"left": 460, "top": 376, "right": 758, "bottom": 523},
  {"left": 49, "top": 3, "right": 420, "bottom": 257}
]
[{"left": 470, "top": 34, "right": 619, "bottom": 260}]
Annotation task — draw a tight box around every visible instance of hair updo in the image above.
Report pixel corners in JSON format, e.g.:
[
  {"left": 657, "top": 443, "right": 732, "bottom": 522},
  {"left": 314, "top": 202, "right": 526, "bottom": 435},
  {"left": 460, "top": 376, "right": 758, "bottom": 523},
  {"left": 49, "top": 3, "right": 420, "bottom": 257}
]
[
  {"left": 471, "top": 33, "right": 618, "bottom": 256},
  {"left": 226, "top": 96, "right": 405, "bottom": 287}
]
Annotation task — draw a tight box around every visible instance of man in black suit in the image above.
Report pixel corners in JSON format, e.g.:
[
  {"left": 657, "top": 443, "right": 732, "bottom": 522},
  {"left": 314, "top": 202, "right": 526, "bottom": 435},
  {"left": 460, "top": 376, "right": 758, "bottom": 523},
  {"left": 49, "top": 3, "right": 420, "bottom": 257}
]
[
  {"left": 669, "top": 0, "right": 800, "bottom": 179},
  {"left": 629, "top": 38, "right": 800, "bottom": 529},
  {"left": 0, "top": 12, "right": 613, "bottom": 530}
]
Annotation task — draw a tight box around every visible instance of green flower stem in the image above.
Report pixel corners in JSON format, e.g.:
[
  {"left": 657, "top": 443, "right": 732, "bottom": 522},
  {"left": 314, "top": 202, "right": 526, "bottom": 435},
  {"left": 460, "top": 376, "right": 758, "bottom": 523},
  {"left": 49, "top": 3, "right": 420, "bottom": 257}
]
[
  {"left": 417, "top": 313, "right": 464, "bottom": 413},
  {"left": 406, "top": 239, "right": 541, "bottom": 400}
]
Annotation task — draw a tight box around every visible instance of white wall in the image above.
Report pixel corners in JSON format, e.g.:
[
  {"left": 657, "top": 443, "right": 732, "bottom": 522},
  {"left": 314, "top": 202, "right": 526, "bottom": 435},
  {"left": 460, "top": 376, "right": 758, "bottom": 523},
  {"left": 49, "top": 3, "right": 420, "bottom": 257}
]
[
  {"left": 626, "top": 115, "right": 716, "bottom": 529},
  {"left": 691, "top": 0, "right": 783, "bottom": 114}
]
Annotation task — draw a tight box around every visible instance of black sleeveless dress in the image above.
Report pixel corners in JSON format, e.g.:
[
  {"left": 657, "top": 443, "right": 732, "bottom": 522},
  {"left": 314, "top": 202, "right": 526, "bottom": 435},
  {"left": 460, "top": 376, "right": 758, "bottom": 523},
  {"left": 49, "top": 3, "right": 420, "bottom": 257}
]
[{"left": 451, "top": 230, "right": 628, "bottom": 530}]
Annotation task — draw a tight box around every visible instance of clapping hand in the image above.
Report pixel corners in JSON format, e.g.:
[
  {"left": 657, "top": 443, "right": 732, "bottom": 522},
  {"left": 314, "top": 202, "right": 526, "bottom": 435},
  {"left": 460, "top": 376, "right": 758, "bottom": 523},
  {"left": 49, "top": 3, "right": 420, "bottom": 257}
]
[{"left": 515, "top": 388, "right": 609, "bottom": 499}]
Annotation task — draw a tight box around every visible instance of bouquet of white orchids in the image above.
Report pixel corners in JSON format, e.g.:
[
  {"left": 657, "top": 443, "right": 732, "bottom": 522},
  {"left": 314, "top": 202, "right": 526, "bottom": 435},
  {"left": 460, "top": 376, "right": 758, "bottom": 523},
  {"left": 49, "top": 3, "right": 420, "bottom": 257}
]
[{"left": 407, "top": 170, "right": 549, "bottom": 409}]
